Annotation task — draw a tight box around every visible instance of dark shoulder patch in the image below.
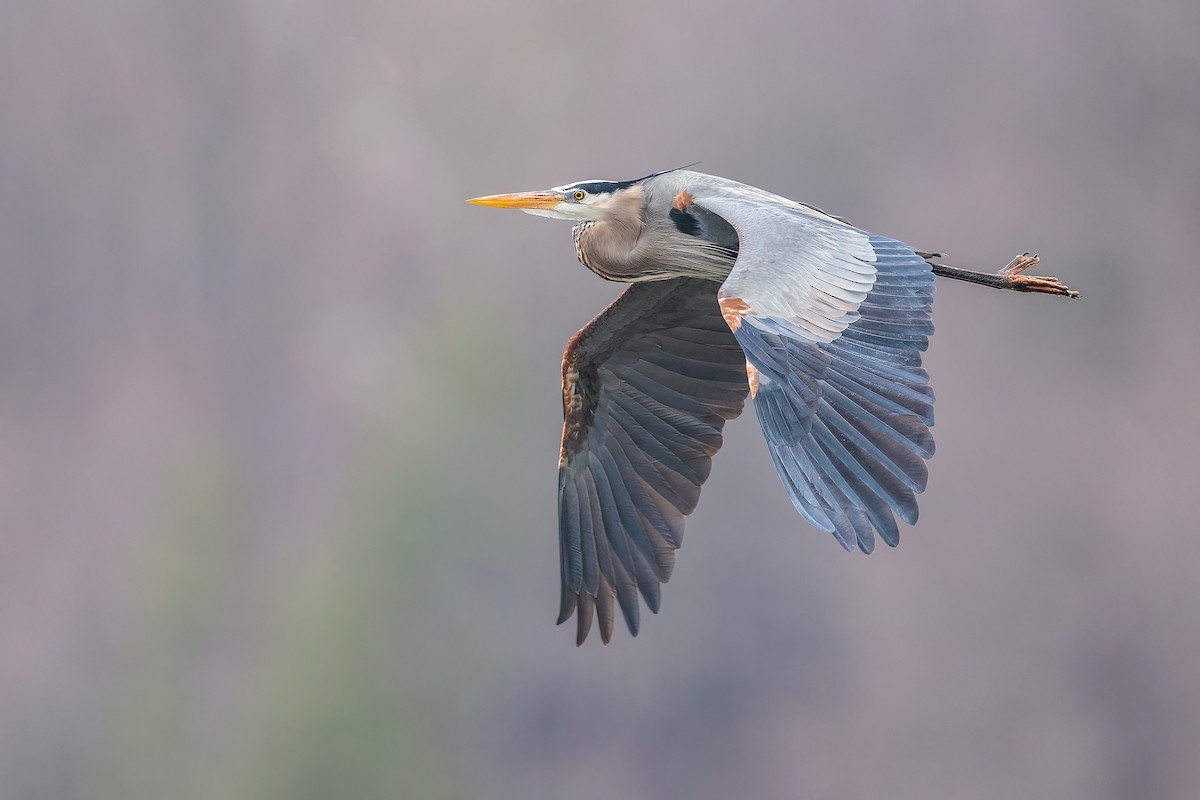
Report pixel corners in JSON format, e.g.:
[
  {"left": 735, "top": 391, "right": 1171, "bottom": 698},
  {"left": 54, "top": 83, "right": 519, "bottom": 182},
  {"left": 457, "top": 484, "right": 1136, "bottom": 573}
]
[
  {"left": 670, "top": 201, "right": 740, "bottom": 253},
  {"left": 669, "top": 206, "right": 699, "bottom": 236}
]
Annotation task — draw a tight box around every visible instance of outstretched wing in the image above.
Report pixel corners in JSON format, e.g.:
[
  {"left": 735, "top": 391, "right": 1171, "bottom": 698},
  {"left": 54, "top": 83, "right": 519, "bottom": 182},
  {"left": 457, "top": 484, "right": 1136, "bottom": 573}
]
[
  {"left": 558, "top": 278, "right": 749, "bottom": 644},
  {"left": 687, "top": 188, "right": 936, "bottom": 553}
]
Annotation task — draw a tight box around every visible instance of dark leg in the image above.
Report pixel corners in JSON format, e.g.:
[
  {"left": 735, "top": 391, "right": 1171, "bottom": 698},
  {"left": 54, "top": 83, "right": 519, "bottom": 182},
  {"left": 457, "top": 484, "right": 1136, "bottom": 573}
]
[{"left": 929, "top": 253, "right": 1079, "bottom": 298}]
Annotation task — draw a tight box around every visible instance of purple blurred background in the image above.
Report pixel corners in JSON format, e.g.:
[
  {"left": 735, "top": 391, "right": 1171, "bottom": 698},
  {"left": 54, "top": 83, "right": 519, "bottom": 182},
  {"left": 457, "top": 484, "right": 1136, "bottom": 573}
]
[{"left": 3, "top": 1, "right": 1199, "bottom": 797}]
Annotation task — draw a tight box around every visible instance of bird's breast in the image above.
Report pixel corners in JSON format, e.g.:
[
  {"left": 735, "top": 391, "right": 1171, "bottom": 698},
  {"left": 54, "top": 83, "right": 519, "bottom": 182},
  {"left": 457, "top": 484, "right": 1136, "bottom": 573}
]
[
  {"left": 572, "top": 222, "right": 595, "bottom": 270},
  {"left": 574, "top": 219, "right": 735, "bottom": 284}
]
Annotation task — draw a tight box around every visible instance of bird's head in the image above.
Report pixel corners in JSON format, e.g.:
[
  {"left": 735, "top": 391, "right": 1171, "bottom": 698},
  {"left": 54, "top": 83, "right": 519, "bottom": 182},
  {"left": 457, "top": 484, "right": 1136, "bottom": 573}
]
[
  {"left": 467, "top": 179, "right": 635, "bottom": 222},
  {"left": 467, "top": 167, "right": 696, "bottom": 222}
]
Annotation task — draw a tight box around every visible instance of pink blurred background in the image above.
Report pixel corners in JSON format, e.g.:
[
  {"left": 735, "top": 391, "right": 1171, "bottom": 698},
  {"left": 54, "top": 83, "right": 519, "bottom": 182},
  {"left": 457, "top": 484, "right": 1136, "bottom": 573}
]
[{"left": 2, "top": 1, "right": 1199, "bottom": 797}]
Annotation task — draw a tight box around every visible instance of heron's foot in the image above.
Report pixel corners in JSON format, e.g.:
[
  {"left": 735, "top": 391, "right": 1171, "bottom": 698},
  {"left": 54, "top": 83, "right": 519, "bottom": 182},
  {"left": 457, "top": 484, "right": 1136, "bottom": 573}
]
[
  {"left": 998, "top": 253, "right": 1080, "bottom": 298},
  {"left": 929, "top": 254, "right": 1080, "bottom": 298}
]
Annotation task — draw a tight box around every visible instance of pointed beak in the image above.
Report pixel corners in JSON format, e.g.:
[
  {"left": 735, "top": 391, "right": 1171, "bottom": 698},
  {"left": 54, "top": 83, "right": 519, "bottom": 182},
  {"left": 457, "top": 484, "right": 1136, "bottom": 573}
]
[{"left": 466, "top": 190, "right": 565, "bottom": 210}]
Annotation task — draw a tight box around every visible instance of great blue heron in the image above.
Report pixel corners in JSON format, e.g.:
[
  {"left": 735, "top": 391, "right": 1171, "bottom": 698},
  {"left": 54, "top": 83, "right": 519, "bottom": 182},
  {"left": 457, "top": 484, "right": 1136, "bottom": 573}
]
[{"left": 468, "top": 168, "right": 1077, "bottom": 644}]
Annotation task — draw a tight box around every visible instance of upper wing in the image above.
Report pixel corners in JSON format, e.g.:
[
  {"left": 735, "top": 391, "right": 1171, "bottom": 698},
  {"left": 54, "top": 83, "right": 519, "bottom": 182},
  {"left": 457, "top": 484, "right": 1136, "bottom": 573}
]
[
  {"left": 688, "top": 193, "right": 879, "bottom": 343},
  {"left": 687, "top": 188, "right": 936, "bottom": 553},
  {"left": 558, "top": 278, "right": 749, "bottom": 644}
]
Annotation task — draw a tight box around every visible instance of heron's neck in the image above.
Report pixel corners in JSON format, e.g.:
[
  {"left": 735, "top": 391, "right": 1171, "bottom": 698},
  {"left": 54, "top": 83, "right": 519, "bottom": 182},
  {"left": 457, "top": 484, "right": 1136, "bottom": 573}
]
[
  {"left": 572, "top": 221, "right": 596, "bottom": 267},
  {"left": 572, "top": 188, "right": 647, "bottom": 281}
]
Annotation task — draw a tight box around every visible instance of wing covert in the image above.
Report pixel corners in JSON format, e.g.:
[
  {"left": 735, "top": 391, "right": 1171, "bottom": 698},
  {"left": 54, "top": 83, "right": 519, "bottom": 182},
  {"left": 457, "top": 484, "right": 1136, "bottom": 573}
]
[{"left": 687, "top": 192, "right": 879, "bottom": 344}]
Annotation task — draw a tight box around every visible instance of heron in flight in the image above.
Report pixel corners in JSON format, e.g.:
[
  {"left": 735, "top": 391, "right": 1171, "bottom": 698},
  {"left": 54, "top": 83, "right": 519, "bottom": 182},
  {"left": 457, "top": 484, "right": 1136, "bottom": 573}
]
[{"left": 468, "top": 168, "right": 1076, "bottom": 644}]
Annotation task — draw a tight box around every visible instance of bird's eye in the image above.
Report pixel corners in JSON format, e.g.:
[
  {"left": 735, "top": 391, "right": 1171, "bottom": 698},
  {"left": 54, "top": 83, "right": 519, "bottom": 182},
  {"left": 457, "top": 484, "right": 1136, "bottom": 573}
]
[{"left": 573, "top": 190, "right": 586, "bottom": 201}]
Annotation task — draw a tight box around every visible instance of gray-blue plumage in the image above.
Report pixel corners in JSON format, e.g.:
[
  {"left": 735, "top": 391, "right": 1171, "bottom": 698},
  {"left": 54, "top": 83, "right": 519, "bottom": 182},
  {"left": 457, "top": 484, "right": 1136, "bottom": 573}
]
[
  {"left": 467, "top": 168, "right": 1077, "bottom": 644},
  {"left": 734, "top": 234, "right": 935, "bottom": 554}
]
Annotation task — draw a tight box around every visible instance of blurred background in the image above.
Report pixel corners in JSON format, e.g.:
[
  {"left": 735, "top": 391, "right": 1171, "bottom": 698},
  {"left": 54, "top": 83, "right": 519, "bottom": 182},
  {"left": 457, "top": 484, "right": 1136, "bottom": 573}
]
[{"left": 3, "top": 0, "right": 1199, "bottom": 797}]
